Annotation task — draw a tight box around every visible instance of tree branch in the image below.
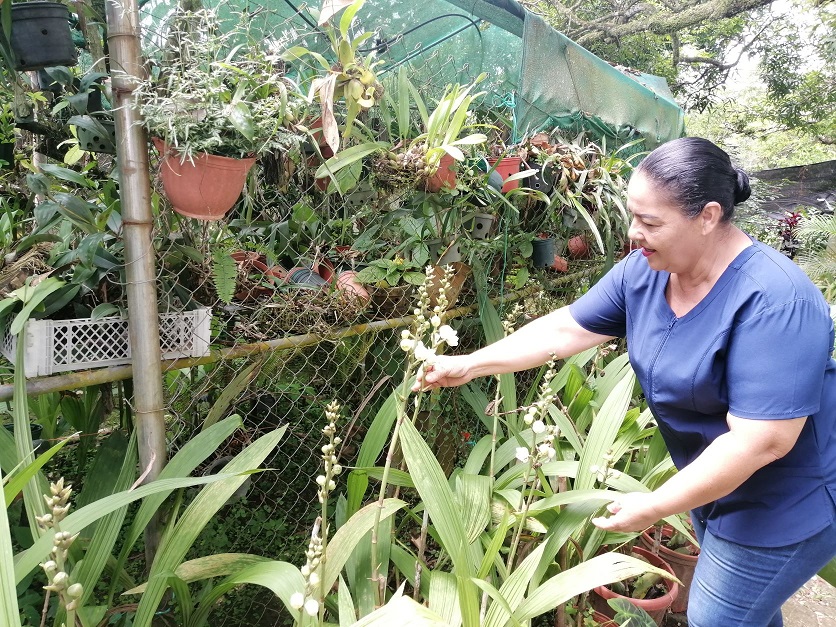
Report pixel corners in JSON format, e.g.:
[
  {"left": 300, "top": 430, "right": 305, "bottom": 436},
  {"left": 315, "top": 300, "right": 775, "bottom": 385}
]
[{"left": 575, "top": 0, "right": 775, "bottom": 47}]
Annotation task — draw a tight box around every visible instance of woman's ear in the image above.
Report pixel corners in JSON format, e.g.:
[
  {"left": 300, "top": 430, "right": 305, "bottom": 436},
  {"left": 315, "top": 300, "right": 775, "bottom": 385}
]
[{"left": 700, "top": 201, "right": 724, "bottom": 234}]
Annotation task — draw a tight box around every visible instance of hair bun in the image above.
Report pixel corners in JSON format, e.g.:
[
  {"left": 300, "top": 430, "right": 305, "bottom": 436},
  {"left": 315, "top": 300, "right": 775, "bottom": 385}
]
[{"left": 734, "top": 168, "right": 751, "bottom": 204}]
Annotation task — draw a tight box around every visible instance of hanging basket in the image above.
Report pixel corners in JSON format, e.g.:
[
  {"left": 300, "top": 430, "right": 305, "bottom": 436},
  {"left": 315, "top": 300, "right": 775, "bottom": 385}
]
[
  {"left": 8, "top": 2, "right": 78, "bottom": 71},
  {"left": 153, "top": 138, "right": 255, "bottom": 221}
]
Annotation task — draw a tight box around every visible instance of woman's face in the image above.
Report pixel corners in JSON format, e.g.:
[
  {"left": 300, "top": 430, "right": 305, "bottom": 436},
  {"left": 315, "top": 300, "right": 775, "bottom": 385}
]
[{"left": 626, "top": 172, "right": 707, "bottom": 274}]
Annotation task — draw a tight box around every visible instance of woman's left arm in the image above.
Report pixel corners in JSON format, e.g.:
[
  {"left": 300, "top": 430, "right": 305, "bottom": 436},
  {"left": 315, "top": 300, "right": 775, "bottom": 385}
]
[{"left": 592, "top": 414, "right": 808, "bottom": 532}]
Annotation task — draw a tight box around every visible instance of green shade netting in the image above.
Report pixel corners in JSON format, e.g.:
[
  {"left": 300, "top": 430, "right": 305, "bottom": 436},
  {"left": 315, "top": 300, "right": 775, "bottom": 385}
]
[
  {"left": 517, "top": 13, "right": 685, "bottom": 150},
  {"left": 137, "top": 0, "right": 683, "bottom": 150}
]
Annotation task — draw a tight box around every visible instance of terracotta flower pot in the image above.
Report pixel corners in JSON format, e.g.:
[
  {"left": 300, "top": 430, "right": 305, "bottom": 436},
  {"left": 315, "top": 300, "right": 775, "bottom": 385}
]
[
  {"left": 424, "top": 153, "right": 457, "bottom": 192},
  {"left": 568, "top": 234, "right": 591, "bottom": 259},
  {"left": 640, "top": 526, "right": 699, "bottom": 614},
  {"left": 591, "top": 546, "right": 680, "bottom": 626},
  {"left": 487, "top": 156, "right": 522, "bottom": 193},
  {"left": 154, "top": 138, "right": 255, "bottom": 221},
  {"left": 230, "top": 251, "right": 285, "bottom": 301},
  {"left": 334, "top": 270, "right": 370, "bottom": 304}
]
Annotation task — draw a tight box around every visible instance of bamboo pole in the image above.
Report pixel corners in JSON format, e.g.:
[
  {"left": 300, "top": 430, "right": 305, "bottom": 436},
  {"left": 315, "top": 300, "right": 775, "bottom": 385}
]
[{"left": 104, "top": 0, "right": 167, "bottom": 559}]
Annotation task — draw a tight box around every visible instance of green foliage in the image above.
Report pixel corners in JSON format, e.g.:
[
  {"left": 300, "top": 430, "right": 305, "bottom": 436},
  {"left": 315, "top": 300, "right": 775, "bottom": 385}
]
[
  {"left": 135, "top": 8, "right": 300, "bottom": 159},
  {"left": 355, "top": 256, "right": 425, "bottom": 287},
  {"left": 211, "top": 247, "right": 238, "bottom": 304}
]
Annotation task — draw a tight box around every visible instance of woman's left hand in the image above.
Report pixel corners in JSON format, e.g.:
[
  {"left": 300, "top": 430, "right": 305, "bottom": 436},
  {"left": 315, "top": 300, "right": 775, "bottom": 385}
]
[{"left": 591, "top": 492, "right": 663, "bottom": 533}]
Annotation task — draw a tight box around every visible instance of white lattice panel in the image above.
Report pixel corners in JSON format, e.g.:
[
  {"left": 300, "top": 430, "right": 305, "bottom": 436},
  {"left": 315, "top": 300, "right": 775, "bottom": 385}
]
[{"left": 1, "top": 308, "right": 211, "bottom": 377}]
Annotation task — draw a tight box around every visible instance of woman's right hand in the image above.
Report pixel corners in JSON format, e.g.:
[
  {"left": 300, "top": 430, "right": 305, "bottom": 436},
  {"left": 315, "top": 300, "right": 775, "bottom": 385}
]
[{"left": 413, "top": 355, "right": 476, "bottom": 391}]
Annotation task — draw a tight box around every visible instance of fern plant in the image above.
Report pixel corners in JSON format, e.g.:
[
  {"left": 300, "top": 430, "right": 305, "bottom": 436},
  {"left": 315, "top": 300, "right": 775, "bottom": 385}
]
[
  {"left": 211, "top": 248, "right": 238, "bottom": 304},
  {"left": 797, "top": 213, "right": 836, "bottom": 302}
]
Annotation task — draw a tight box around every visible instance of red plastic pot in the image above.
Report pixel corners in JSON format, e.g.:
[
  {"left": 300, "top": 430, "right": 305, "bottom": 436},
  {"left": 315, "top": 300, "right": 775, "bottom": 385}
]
[
  {"left": 591, "top": 546, "right": 680, "bottom": 626},
  {"left": 424, "top": 153, "right": 457, "bottom": 192},
  {"left": 154, "top": 138, "right": 255, "bottom": 221},
  {"left": 487, "top": 156, "right": 522, "bottom": 193}
]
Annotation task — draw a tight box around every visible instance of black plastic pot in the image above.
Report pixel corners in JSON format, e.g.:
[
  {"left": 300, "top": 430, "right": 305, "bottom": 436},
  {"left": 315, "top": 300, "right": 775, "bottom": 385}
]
[
  {"left": 287, "top": 267, "right": 328, "bottom": 288},
  {"left": 9, "top": 2, "right": 77, "bottom": 71},
  {"left": 525, "top": 163, "right": 555, "bottom": 195},
  {"left": 0, "top": 143, "right": 14, "bottom": 169},
  {"left": 532, "top": 237, "right": 556, "bottom": 268}
]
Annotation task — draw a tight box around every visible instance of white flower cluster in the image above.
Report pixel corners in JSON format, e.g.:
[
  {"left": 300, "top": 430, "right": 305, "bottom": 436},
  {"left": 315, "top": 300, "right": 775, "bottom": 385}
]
[
  {"left": 514, "top": 424, "right": 559, "bottom": 465},
  {"left": 399, "top": 266, "right": 459, "bottom": 366},
  {"left": 317, "top": 400, "right": 343, "bottom": 505},
  {"left": 502, "top": 303, "right": 525, "bottom": 337},
  {"left": 38, "top": 479, "right": 83, "bottom": 611},
  {"left": 589, "top": 451, "right": 622, "bottom": 484},
  {"left": 290, "top": 521, "right": 324, "bottom": 617}
]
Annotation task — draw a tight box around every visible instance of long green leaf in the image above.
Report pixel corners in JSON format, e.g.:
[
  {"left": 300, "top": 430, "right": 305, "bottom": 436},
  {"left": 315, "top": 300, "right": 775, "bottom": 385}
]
[
  {"left": 400, "top": 419, "right": 473, "bottom": 574},
  {"left": 133, "top": 426, "right": 287, "bottom": 627},
  {"left": 315, "top": 142, "right": 388, "bottom": 179},
  {"left": 349, "top": 592, "right": 448, "bottom": 626},
  {"left": 202, "top": 361, "right": 261, "bottom": 431},
  {"left": 15, "top": 472, "right": 252, "bottom": 584},
  {"left": 514, "top": 552, "right": 676, "bottom": 621},
  {"left": 3, "top": 438, "right": 68, "bottom": 505},
  {"left": 479, "top": 300, "right": 517, "bottom": 417},
  {"left": 456, "top": 473, "right": 491, "bottom": 543},
  {"left": 108, "top": 416, "right": 243, "bottom": 603},
  {"left": 71, "top": 432, "right": 136, "bottom": 612},
  {"left": 0, "top": 466, "right": 21, "bottom": 627},
  {"left": 483, "top": 543, "right": 547, "bottom": 627},
  {"left": 12, "top": 327, "right": 46, "bottom": 542},
  {"left": 339, "top": 575, "right": 358, "bottom": 627},
  {"left": 186, "top": 561, "right": 304, "bottom": 626},
  {"left": 575, "top": 370, "right": 635, "bottom": 491},
  {"left": 429, "top": 571, "right": 462, "bottom": 627},
  {"left": 125, "top": 553, "right": 270, "bottom": 593},
  {"left": 321, "top": 498, "right": 406, "bottom": 594}
]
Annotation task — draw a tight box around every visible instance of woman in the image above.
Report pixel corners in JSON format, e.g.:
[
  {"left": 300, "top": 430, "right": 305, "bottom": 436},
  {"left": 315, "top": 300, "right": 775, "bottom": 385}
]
[{"left": 418, "top": 137, "right": 836, "bottom": 626}]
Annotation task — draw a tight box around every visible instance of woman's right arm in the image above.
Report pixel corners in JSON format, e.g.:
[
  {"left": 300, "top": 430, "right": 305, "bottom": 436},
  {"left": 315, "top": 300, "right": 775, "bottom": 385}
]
[{"left": 418, "top": 306, "right": 615, "bottom": 390}]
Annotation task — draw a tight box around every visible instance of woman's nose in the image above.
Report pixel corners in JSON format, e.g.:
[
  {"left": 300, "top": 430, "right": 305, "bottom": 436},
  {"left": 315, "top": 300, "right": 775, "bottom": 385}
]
[{"left": 627, "top": 218, "right": 641, "bottom": 242}]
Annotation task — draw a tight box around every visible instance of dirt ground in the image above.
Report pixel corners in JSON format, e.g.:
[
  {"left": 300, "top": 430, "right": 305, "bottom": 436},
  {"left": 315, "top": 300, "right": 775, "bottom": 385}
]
[
  {"left": 783, "top": 576, "right": 836, "bottom": 627},
  {"left": 663, "top": 576, "right": 836, "bottom": 626}
]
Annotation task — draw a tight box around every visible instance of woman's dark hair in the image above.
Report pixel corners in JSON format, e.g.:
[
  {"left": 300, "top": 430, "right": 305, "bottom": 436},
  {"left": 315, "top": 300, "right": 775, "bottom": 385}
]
[{"left": 635, "top": 137, "right": 751, "bottom": 221}]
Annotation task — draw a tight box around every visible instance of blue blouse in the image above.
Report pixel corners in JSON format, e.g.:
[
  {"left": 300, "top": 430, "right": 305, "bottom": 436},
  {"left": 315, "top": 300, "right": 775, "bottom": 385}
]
[{"left": 569, "top": 240, "right": 836, "bottom": 547}]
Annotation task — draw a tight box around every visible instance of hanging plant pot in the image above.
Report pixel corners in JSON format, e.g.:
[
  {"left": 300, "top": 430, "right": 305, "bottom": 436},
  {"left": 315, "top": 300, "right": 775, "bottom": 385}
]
[
  {"left": 464, "top": 212, "right": 495, "bottom": 240},
  {"left": 424, "top": 153, "right": 457, "bottom": 193},
  {"left": 8, "top": 2, "right": 78, "bottom": 71},
  {"left": 524, "top": 162, "right": 555, "bottom": 195},
  {"left": 153, "top": 138, "right": 255, "bottom": 221},
  {"left": 75, "top": 115, "right": 117, "bottom": 154},
  {"left": 0, "top": 143, "right": 14, "bottom": 169},
  {"left": 531, "top": 236, "right": 556, "bottom": 268},
  {"left": 487, "top": 156, "right": 522, "bottom": 193}
]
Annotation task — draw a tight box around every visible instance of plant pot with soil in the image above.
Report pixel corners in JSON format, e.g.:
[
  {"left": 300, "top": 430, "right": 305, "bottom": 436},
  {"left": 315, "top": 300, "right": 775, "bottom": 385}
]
[
  {"left": 590, "top": 546, "right": 680, "bottom": 626},
  {"left": 640, "top": 522, "right": 700, "bottom": 614}
]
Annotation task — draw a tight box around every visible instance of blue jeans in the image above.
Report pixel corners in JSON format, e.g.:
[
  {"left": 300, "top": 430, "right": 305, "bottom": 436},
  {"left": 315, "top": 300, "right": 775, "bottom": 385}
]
[{"left": 687, "top": 513, "right": 836, "bottom": 627}]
